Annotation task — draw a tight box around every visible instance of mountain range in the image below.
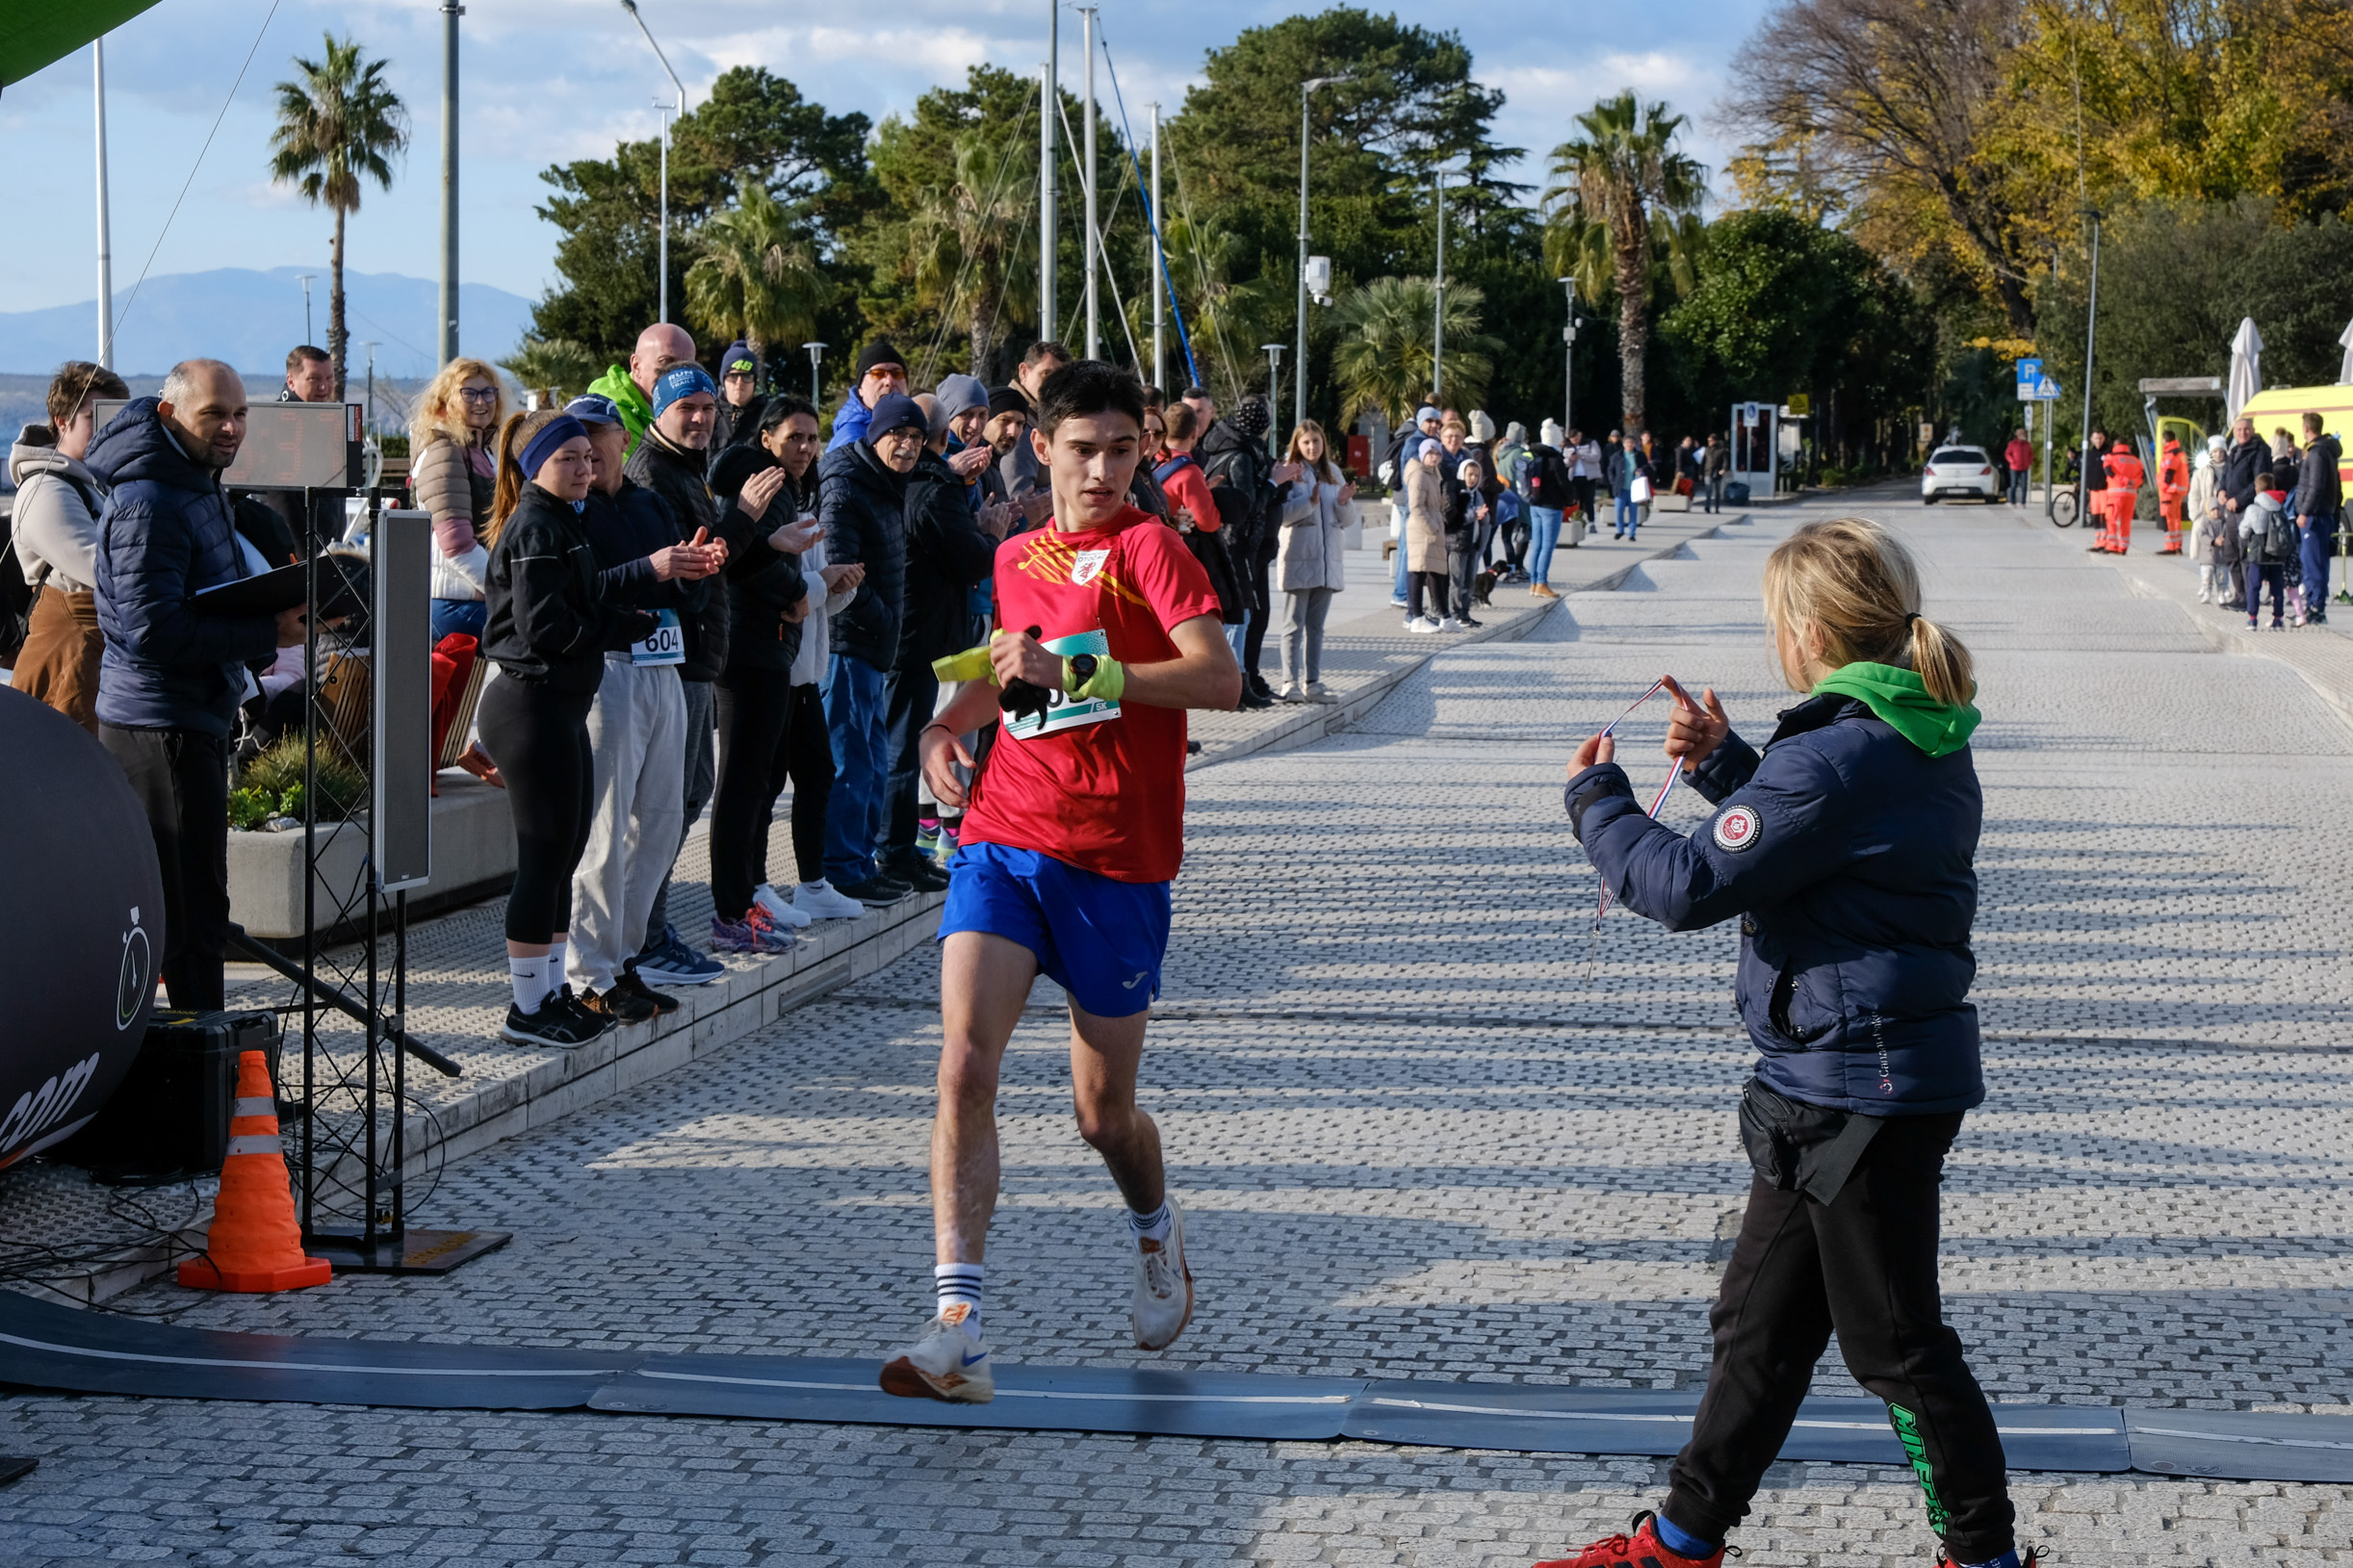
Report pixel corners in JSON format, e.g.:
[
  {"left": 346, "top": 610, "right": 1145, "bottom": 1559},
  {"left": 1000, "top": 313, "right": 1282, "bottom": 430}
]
[{"left": 0, "top": 268, "right": 540, "bottom": 379}]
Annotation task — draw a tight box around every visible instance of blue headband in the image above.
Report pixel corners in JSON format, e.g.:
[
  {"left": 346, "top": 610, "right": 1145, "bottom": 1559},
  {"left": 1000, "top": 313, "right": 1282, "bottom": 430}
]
[
  {"left": 651, "top": 364, "right": 717, "bottom": 418},
  {"left": 520, "top": 415, "right": 588, "bottom": 478}
]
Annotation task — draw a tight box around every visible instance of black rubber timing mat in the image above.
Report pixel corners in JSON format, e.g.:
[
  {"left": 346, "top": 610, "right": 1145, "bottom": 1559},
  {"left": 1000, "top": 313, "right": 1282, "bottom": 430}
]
[
  {"left": 0, "top": 1291, "right": 634, "bottom": 1410},
  {"left": 0, "top": 1292, "right": 2343, "bottom": 1482},
  {"left": 591, "top": 1353, "right": 1360, "bottom": 1440},
  {"left": 2124, "top": 1409, "right": 2353, "bottom": 1482}
]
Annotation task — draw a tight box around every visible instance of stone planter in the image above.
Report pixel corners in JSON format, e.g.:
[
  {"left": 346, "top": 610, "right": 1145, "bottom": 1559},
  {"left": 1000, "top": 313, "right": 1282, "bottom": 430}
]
[{"left": 227, "top": 772, "right": 515, "bottom": 939}]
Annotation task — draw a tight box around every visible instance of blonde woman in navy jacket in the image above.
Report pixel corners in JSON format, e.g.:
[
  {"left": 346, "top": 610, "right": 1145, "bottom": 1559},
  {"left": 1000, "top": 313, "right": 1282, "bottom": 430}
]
[{"left": 1537, "top": 519, "right": 2033, "bottom": 1568}]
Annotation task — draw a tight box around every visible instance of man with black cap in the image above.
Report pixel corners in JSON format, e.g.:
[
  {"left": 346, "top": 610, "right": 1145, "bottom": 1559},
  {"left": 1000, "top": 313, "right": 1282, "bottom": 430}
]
[
  {"left": 817, "top": 389, "right": 928, "bottom": 903},
  {"left": 826, "top": 341, "right": 912, "bottom": 453},
  {"left": 1197, "top": 395, "right": 1296, "bottom": 707},
  {"left": 979, "top": 385, "right": 1035, "bottom": 514},
  {"left": 711, "top": 341, "right": 767, "bottom": 459}
]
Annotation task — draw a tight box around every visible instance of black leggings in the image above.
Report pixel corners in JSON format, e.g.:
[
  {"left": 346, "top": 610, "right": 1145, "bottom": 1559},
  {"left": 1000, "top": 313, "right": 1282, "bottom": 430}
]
[
  {"left": 712, "top": 674, "right": 789, "bottom": 919},
  {"left": 772, "top": 681, "right": 832, "bottom": 887},
  {"left": 1667, "top": 1111, "right": 2013, "bottom": 1562},
  {"left": 476, "top": 675, "right": 594, "bottom": 943}
]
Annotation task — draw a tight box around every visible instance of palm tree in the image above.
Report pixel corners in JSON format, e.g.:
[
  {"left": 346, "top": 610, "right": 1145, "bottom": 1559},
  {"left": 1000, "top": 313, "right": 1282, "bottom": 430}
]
[
  {"left": 499, "top": 337, "right": 603, "bottom": 405},
  {"left": 685, "top": 176, "right": 831, "bottom": 379},
  {"left": 269, "top": 34, "right": 408, "bottom": 398},
  {"left": 903, "top": 131, "right": 1037, "bottom": 382},
  {"left": 1332, "top": 276, "right": 1500, "bottom": 428},
  {"left": 1545, "top": 92, "right": 1706, "bottom": 432}
]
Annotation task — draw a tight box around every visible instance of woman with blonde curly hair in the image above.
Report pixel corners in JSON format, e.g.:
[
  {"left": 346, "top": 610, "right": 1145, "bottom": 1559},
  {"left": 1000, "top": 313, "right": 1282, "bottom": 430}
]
[{"left": 410, "top": 356, "right": 506, "bottom": 642}]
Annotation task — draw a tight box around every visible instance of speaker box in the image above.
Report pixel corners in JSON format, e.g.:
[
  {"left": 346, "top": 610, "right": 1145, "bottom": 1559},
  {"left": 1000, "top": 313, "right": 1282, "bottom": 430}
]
[{"left": 54, "top": 1011, "right": 282, "bottom": 1187}]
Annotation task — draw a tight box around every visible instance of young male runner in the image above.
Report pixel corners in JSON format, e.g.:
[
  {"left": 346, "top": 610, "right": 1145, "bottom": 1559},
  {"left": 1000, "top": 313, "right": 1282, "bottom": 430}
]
[{"left": 882, "top": 361, "right": 1242, "bottom": 1402}]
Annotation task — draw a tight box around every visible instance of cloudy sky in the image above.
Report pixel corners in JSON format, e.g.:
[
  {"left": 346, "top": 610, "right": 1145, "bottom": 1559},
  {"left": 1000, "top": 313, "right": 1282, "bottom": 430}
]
[{"left": 3, "top": 0, "right": 1759, "bottom": 339}]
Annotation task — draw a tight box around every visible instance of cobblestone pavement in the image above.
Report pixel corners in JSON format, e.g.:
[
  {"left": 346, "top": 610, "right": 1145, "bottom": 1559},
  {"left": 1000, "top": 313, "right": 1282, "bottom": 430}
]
[{"left": 5, "top": 493, "right": 2351, "bottom": 1565}]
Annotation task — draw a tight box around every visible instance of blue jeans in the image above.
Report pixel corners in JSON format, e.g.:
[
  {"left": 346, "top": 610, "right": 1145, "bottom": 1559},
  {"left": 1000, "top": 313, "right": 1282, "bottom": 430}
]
[
  {"left": 2302, "top": 528, "right": 2335, "bottom": 615},
  {"left": 1529, "top": 506, "right": 1564, "bottom": 584},
  {"left": 820, "top": 654, "right": 892, "bottom": 886},
  {"left": 2245, "top": 561, "right": 2287, "bottom": 624},
  {"left": 430, "top": 597, "right": 485, "bottom": 643},
  {"left": 1615, "top": 492, "right": 1637, "bottom": 536}
]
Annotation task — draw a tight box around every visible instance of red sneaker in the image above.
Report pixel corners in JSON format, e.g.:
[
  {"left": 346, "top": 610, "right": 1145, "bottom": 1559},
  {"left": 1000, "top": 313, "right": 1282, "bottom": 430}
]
[{"left": 1533, "top": 1512, "right": 1727, "bottom": 1568}]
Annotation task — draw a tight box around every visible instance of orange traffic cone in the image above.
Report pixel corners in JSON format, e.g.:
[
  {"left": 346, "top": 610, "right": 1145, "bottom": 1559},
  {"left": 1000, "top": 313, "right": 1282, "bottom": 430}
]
[{"left": 177, "top": 1050, "right": 332, "bottom": 1293}]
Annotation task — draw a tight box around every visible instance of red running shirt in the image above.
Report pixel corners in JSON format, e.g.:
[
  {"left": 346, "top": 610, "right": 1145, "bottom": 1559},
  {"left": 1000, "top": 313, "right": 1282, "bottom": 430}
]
[{"left": 961, "top": 506, "right": 1223, "bottom": 883}]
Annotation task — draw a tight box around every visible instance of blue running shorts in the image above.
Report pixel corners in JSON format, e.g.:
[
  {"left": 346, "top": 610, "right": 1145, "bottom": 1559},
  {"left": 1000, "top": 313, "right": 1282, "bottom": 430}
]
[{"left": 937, "top": 842, "right": 1172, "bottom": 1017}]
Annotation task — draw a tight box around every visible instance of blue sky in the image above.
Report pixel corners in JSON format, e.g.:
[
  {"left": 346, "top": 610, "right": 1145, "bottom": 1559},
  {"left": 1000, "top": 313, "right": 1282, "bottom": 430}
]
[{"left": 2, "top": 0, "right": 1758, "bottom": 344}]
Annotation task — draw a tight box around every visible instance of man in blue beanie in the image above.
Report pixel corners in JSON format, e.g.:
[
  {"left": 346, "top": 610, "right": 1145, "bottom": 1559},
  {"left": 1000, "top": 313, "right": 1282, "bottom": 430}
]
[{"left": 814, "top": 391, "right": 927, "bottom": 901}]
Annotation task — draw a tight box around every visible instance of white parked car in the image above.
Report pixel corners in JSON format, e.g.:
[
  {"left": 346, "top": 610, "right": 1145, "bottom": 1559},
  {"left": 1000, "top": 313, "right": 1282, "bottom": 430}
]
[{"left": 1921, "top": 446, "right": 2000, "bottom": 503}]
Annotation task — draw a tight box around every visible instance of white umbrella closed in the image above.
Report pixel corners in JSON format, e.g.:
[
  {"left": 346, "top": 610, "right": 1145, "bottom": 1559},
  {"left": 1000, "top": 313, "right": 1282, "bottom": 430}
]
[
  {"left": 2228, "top": 317, "right": 2264, "bottom": 423},
  {"left": 2338, "top": 318, "right": 2353, "bottom": 383}
]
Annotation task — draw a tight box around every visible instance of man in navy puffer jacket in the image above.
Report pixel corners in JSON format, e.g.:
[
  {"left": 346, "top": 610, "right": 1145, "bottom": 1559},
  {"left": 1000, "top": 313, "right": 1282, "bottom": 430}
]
[{"left": 90, "top": 364, "right": 306, "bottom": 1009}]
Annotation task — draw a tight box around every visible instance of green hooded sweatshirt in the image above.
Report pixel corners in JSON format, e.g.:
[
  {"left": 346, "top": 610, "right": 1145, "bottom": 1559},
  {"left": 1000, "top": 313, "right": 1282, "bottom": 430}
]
[
  {"left": 583, "top": 365, "right": 653, "bottom": 452},
  {"left": 1810, "top": 660, "right": 1979, "bottom": 758}
]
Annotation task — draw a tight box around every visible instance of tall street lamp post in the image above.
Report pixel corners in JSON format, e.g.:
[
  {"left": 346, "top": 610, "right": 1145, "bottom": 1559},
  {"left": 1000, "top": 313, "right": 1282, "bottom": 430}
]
[
  {"left": 803, "top": 342, "right": 827, "bottom": 405},
  {"left": 1557, "top": 277, "right": 1578, "bottom": 435},
  {"left": 620, "top": 0, "right": 686, "bottom": 325},
  {"left": 438, "top": 0, "right": 462, "bottom": 364},
  {"left": 1294, "top": 74, "right": 1344, "bottom": 434}
]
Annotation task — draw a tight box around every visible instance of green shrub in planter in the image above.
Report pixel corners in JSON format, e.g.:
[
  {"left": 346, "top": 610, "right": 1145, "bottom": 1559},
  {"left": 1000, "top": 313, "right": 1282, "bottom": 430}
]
[{"left": 229, "top": 735, "right": 365, "bottom": 826}]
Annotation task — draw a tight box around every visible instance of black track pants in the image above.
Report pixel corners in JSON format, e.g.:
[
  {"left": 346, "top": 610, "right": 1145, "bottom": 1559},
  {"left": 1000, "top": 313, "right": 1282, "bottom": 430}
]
[{"left": 1666, "top": 1112, "right": 2016, "bottom": 1564}]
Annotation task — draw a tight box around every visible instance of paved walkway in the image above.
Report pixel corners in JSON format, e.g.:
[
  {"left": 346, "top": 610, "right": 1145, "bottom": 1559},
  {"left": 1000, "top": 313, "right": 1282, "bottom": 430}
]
[{"left": 5, "top": 492, "right": 2351, "bottom": 1565}]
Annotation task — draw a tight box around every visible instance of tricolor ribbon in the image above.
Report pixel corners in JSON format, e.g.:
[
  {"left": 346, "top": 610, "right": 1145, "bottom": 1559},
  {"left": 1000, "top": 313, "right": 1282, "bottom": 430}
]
[{"left": 1588, "top": 676, "right": 1686, "bottom": 924}]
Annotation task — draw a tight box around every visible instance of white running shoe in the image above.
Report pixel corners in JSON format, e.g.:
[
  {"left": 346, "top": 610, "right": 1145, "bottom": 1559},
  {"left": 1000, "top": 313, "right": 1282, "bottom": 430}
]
[
  {"left": 879, "top": 1305, "right": 995, "bottom": 1402},
  {"left": 1130, "top": 1196, "right": 1195, "bottom": 1350},
  {"left": 1407, "top": 616, "right": 1439, "bottom": 634},
  {"left": 1438, "top": 616, "right": 1466, "bottom": 631},
  {"left": 792, "top": 880, "right": 866, "bottom": 920},
  {"left": 751, "top": 884, "right": 814, "bottom": 928}
]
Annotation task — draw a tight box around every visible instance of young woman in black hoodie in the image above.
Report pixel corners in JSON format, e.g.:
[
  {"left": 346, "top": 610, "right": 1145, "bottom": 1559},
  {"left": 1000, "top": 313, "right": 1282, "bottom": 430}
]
[{"left": 476, "top": 409, "right": 656, "bottom": 1048}]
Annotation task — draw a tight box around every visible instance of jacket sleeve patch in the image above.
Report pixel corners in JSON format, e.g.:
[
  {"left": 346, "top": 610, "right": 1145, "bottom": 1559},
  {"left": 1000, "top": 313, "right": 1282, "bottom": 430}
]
[{"left": 1712, "top": 804, "right": 1762, "bottom": 853}]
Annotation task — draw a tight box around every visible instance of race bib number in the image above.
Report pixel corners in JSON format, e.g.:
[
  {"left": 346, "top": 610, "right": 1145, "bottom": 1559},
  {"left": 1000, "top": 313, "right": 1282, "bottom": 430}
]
[
  {"left": 1003, "top": 629, "right": 1118, "bottom": 742},
  {"left": 632, "top": 608, "right": 685, "bottom": 667}
]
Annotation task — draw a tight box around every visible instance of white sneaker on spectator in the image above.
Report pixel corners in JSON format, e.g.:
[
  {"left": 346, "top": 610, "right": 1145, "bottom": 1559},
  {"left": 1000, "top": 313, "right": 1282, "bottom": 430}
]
[
  {"left": 752, "top": 884, "right": 814, "bottom": 928},
  {"left": 792, "top": 880, "right": 866, "bottom": 920},
  {"left": 1304, "top": 681, "right": 1337, "bottom": 703},
  {"left": 1407, "top": 617, "right": 1439, "bottom": 634},
  {"left": 1438, "top": 616, "right": 1466, "bottom": 631}
]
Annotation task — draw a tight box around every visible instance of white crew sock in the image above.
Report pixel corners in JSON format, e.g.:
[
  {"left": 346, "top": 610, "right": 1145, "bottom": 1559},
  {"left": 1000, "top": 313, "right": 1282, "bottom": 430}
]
[
  {"left": 933, "top": 1263, "right": 985, "bottom": 1338},
  {"left": 545, "top": 940, "right": 568, "bottom": 994},
  {"left": 1126, "top": 1199, "right": 1174, "bottom": 1247},
  {"left": 509, "top": 957, "right": 550, "bottom": 1015}
]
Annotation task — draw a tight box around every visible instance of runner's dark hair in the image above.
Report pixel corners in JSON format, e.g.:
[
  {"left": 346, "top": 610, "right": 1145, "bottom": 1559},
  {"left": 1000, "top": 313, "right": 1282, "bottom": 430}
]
[{"left": 1036, "top": 360, "right": 1146, "bottom": 437}]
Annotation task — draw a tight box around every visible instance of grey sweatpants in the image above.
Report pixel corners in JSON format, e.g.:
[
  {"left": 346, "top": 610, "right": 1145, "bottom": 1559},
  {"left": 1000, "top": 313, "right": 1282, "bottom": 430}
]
[
  {"left": 642, "top": 676, "right": 716, "bottom": 946},
  {"left": 568, "top": 655, "right": 685, "bottom": 993}
]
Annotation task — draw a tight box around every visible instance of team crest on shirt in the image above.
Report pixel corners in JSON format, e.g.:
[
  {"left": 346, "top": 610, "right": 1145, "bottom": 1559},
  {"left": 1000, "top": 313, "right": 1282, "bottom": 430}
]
[
  {"left": 1712, "top": 805, "right": 1761, "bottom": 853},
  {"left": 1071, "top": 548, "right": 1110, "bottom": 585}
]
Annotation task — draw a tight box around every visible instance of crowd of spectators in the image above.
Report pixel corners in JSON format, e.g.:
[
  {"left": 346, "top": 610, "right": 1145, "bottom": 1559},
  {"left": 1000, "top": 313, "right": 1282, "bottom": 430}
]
[{"left": 6, "top": 331, "right": 1397, "bottom": 1044}]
